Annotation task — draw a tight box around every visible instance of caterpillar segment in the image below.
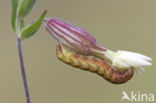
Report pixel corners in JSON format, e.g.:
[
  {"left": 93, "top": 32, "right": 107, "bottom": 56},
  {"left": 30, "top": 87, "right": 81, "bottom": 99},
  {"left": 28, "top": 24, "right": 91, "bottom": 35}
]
[{"left": 56, "top": 43, "right": 134, "bottom": 84}]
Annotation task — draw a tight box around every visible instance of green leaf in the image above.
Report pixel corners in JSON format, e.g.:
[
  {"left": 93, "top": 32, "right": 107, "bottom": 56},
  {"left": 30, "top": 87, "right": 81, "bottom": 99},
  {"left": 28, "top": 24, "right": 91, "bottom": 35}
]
[
  {"left": 19, "top": 10, "right": 47, "bottom": 40},
  {"left": 17, "top": 0, "right": 28, "bottom": 17},
  {"left": 20, "top": 19, "right": 25, "bottom": 30},
  {"left": 23, "top": 0, "right": 36, "bottom": 17},
  {"left": 16, "top": 17, "right": 24, "bottom": 33},
  {"left": 11, "top": 0, "right": 18, "bottom": 32},
  {"left": 17, "top": 0, "right": 36, "bottom": 18}
]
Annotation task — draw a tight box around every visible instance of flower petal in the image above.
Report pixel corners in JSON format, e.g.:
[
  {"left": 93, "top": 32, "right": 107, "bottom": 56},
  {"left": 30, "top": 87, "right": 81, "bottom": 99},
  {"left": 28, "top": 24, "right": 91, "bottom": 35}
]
[
  {"left": 112, "top": 57, "right": 130, "bottom": 68},
  {"left": 117, "top": 52, "right": 152, "bottom": 67},
  {"left": 117, "top": 50, "right": 152, "bottom": 61}
]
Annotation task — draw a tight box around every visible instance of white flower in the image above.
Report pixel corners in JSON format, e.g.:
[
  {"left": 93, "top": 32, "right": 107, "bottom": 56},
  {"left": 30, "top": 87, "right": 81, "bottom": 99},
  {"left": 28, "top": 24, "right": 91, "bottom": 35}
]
[{"left": 104, "top": 50, "right": 152, "bottom": 73}]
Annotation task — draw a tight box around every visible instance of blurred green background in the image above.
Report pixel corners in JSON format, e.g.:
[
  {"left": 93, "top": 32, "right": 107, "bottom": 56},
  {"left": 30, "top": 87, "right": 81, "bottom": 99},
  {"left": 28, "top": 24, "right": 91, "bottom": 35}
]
[{"left": 0, "top": 0, "right": 155, "bottom": 103}]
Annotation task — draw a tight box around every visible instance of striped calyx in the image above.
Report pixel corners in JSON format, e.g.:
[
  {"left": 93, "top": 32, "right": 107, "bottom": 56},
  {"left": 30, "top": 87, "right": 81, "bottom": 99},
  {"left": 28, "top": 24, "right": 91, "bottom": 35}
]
[{"left": 44, "top": 18, "right": 107, "bottom": 55}]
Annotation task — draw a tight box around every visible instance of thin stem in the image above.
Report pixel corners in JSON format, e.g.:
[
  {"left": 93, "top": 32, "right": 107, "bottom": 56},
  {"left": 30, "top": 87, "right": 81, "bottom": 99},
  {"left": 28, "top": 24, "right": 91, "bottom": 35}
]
[{"left": 16, "top": 36, "right": 31, "bottom": 103}]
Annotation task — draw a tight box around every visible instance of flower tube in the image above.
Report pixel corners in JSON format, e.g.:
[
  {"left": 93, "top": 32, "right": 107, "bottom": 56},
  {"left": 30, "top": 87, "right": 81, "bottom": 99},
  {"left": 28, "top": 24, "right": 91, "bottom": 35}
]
[{"left": 44, "top": 18, "right": 107, "bottom": 55}]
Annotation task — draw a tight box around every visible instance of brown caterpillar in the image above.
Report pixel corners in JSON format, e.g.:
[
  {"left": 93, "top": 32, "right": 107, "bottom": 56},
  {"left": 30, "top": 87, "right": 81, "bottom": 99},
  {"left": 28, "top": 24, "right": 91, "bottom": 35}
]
[{"left": 56, "top": 43, "right": 134, "bottom": 84}]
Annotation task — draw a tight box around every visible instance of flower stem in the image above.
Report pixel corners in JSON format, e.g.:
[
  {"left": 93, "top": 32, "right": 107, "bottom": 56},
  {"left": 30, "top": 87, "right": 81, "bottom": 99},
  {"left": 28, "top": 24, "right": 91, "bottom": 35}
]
[{"left": 16, "top": 36, "right": 31, "bottom": 103}]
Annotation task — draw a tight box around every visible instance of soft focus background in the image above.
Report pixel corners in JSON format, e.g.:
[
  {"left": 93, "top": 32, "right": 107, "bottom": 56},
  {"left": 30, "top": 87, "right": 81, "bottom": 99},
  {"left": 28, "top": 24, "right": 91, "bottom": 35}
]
[{"left": 0, "top": 0, "right": 156, "bottom": 103}]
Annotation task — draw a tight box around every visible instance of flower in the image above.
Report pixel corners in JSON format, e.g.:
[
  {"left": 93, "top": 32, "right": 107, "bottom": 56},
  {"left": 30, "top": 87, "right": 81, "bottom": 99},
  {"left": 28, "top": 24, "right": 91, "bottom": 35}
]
[
  {"left": 104, "top": 50, "right": 152, "bottom": 72},
  {"left": 44, "top": 18, "right": 107, "bottom": 55},
  {"left": 44, "top": 17, "right": 152, "bottom": 73}
]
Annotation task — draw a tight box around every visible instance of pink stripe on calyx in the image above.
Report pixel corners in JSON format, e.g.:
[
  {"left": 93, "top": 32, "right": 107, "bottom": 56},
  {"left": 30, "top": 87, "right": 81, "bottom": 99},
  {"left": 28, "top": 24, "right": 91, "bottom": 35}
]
[
  {"left": 50, "top": 18, "right": 97, "bottom": 44},
  {"left": 47, "top": 23, "right": 81, "bottom": 49},
  {"left": 49, "top": 22, "right": 83, "bottom": 45}
]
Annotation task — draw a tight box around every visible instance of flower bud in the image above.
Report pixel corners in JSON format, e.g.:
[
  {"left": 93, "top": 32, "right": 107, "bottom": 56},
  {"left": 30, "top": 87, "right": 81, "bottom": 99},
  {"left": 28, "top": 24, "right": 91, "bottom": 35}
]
[{"left": 44, "top": 18, "right": 107, "bottom": 55}]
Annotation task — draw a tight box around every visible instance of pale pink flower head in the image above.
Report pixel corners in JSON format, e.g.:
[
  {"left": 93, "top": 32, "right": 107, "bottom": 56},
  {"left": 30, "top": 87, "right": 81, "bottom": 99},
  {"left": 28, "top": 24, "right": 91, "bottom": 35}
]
[{"left": 44, "top": 18, "right": 152, "bottom": 73}]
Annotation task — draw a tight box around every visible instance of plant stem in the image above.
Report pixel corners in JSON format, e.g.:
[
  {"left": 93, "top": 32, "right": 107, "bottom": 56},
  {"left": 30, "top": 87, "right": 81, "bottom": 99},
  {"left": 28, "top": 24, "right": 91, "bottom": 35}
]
[{"left": 16, "top": 36, "right": 31, "bottom": 103}]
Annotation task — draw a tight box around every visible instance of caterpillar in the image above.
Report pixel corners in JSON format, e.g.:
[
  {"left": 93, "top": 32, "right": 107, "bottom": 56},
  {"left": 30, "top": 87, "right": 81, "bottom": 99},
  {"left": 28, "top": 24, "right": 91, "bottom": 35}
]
[{"left": 56, "top": 43, "right": 134, "bottom": 84}]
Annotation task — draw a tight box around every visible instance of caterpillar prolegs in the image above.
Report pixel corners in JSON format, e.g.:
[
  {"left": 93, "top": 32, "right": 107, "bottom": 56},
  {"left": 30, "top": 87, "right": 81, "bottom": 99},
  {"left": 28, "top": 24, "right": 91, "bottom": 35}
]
[{"left": 56, "top": 43, "right": 134, "bottom": 84}]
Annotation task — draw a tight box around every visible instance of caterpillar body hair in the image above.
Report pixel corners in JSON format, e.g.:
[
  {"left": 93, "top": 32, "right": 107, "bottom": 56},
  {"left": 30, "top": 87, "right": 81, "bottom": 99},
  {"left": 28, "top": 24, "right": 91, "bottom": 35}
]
[{"left": 56, "top": 43, "right": 134, "bottom": 84}]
